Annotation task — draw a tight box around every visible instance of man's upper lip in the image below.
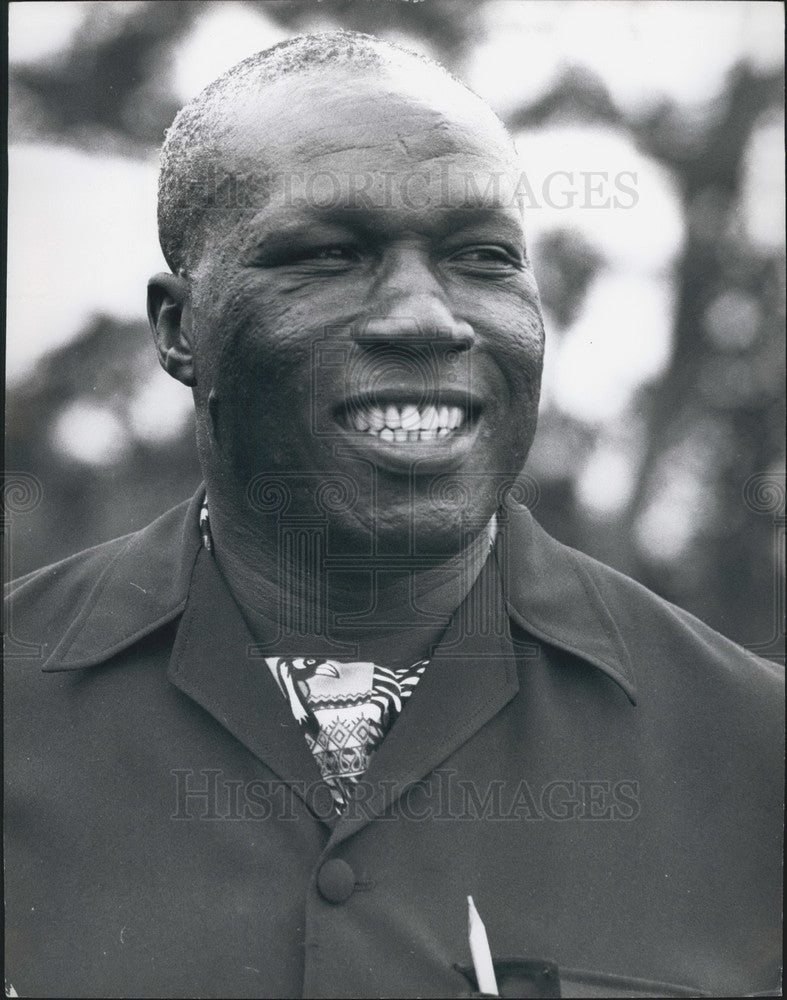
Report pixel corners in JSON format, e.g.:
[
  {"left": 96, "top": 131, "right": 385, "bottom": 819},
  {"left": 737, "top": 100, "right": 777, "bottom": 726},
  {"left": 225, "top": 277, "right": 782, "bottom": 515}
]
[{"left": 335, "top": 390, "right": 482, "bottom": 415}]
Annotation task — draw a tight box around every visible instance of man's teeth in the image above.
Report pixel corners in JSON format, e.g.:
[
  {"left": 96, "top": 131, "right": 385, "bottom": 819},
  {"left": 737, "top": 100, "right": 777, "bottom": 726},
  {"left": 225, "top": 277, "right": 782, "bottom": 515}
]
[{"left": 351, "top": 404, "right": 466, "bottom": 440}]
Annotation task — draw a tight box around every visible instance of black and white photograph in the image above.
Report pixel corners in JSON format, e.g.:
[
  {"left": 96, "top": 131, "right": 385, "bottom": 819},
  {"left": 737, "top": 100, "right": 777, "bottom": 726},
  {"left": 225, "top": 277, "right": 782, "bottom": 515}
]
[{"left": 4, "top": 1, "right": 785, "bottom": 997}]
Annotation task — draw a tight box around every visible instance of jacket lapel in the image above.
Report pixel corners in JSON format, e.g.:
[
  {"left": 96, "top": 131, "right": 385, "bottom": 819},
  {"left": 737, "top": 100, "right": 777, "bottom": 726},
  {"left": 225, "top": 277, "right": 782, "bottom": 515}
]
[
  {"left": 328, "top": 550, "right": 519, "bottom": 846},
  {"left": 167, "top": 546, "right": 337, "bottom": 829}
]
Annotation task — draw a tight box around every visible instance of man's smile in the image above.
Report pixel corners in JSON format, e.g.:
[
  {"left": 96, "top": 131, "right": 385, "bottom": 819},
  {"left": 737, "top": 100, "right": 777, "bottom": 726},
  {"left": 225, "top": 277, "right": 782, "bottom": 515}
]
[
  {"left": 350, "top": 402, "right": 466, "bottom": 440},
  {"left": 337, "top": 390, "right": 479, "bottom": 436},
  {"left": 331, "top": 391, "right": 485, "bottom": 473}
]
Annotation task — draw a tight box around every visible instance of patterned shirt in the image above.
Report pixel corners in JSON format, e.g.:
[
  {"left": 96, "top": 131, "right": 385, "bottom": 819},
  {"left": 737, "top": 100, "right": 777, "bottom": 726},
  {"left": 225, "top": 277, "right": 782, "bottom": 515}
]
[{"left": 265, "top": 656, "right": 427, "bottom": 811}]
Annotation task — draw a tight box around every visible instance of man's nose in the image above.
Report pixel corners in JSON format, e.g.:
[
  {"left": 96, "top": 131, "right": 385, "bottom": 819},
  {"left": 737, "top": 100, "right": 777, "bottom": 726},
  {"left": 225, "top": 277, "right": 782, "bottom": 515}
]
[{"left": 355, "top": 249, "right": 474, "bottom": 348}]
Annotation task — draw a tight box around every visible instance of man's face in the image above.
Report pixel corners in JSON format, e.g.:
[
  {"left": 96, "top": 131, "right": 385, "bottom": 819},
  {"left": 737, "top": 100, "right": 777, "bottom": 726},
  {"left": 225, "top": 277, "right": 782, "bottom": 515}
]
[{"left": 188, "top": 66, "right": 544, "bottom": 554}]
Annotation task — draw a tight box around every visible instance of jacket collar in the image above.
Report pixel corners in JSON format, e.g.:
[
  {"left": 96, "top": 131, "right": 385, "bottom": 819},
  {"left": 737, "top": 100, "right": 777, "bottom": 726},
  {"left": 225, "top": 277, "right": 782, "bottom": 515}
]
[
  {"left": 41, "top": 490, "right": 636, "bottom": 703},
  {"left": 41, "top": 491, "right": 203, "bottom": 673},
  {"left": 498, "top": 496, "right": 636, "bottom": 703}
]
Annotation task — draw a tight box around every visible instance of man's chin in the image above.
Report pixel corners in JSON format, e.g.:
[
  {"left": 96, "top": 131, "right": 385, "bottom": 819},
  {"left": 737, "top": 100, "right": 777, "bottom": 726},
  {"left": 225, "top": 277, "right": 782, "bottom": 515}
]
[
  {"left": 325, "top": 495, "right": 501, "bottom": 560},
  {"left": 211, "top": 455, "right": 510, "bottom": 559}
]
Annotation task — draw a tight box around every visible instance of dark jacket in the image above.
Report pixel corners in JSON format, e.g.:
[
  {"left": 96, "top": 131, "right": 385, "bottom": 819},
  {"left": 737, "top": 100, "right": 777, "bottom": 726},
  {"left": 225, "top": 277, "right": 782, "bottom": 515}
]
[{"left": 4, "top": 492, "right": 783, "bottom": 998}]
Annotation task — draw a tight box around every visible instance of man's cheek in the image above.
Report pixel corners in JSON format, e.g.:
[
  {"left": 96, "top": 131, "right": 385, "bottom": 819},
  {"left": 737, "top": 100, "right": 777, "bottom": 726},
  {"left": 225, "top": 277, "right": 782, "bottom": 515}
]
[
  {"left": 199, "top": 270, "right": 302, "bottom": 347},
  {"left": 489, "top": 336, "right": 543, "bottom": 407},
  {"left": 476, "top": 288, "right": 543, "bottom": 350},
  {"left": 204, "top": 338, "right": 274, "bottom": 461},
  {"left": 211, "top": 310, "right": 308, "bottom": 394}
]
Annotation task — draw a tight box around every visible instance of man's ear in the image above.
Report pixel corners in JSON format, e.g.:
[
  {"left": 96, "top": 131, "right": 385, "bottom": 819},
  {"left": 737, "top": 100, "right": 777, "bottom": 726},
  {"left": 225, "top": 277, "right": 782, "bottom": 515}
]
[{"left": 147, "top": 273, "right": 196, "bottom": 387}]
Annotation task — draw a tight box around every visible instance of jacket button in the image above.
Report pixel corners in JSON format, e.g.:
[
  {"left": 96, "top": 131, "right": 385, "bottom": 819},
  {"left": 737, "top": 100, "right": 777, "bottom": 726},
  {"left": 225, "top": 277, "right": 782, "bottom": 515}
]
[{"left": 317, "top": 859, "right": 355, "bottom": 903}]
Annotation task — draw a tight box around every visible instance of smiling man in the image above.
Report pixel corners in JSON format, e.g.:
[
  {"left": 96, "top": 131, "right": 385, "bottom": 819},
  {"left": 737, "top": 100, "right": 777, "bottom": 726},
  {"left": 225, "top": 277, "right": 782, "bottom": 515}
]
[{"left": 4, "top": 31, "right": 783, "bottom": 1000}]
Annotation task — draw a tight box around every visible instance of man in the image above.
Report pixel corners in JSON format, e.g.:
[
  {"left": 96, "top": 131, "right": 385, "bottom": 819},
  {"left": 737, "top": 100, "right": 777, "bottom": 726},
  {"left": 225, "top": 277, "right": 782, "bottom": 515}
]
[{"left": 4, "top": 31, "right": 783, "bottom": 999}]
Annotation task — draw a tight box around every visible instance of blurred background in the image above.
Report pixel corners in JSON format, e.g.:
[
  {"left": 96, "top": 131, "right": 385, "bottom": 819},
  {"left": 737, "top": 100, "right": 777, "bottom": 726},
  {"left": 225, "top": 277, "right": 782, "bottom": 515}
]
[{"left": 6, "top": 0, "right": 785, "bottom": 660}]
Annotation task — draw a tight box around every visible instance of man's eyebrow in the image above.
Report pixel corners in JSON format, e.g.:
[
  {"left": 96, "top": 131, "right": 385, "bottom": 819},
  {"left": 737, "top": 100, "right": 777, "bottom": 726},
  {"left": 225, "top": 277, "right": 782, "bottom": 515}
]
[
  {"left": 439, "top": 208, "right": 524, "bottom": 238},
  {"left": 241, "top": 204, "right": 524, "bottom": 248},
  {"left": 241, "top": 209, "right": 364, "bottom": 246}
]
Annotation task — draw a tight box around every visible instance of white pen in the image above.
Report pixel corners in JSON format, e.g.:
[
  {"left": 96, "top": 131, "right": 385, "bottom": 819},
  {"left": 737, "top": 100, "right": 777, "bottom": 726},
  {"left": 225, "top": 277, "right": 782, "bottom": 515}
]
[{"left": 467, "top": 895, "right": 499, "bottom": 996}]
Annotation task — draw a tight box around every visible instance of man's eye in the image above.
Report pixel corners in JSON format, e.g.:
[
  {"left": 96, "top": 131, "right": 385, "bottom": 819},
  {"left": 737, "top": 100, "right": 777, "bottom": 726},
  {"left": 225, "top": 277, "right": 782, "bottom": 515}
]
[
  {"left": 245, "top": 244, "right": 361, "bottom": 269},
  {"left": 448, "top": 246, "right": 521, "bottom": 271},
  {"left": 299, "top": 245, "right": 360, "bottom": 265}
]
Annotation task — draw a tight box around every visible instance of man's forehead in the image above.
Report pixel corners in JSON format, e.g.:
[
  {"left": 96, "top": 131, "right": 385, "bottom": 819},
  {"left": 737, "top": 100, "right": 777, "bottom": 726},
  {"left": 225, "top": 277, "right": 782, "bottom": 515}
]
[{"left": 216, "top": 63, "right": 515, "bottom": 171}]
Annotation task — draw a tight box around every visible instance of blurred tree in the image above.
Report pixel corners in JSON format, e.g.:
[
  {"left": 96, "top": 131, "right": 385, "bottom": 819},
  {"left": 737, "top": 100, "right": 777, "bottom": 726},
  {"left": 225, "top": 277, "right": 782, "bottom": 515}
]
[
  {"left": 259, "top": 0, "right": 482, "bottom": 63},
  {"left": 625, "top": 64, "right": 785, "bottom": 654},
  {"left": 5, "top": 316, "right": 200, "bottom": 576},
  {"left": 508, "top": 59, "right": 785, "bottom": 657},
  {"left": 11, "top": 1, "right": 196, "bottom": 150}
]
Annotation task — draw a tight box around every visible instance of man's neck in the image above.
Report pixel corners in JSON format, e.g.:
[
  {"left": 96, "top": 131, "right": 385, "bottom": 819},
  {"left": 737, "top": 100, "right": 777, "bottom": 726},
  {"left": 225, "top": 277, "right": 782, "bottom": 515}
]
[{"left": 206, "top": 502, "right": 497, "bottom": 667}]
